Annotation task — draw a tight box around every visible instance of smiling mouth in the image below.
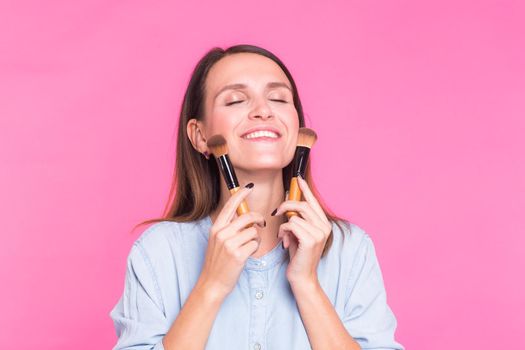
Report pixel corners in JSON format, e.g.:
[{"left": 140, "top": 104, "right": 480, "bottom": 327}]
[{"left": 242, "top": 130, "right": 280, "bottom": 141}]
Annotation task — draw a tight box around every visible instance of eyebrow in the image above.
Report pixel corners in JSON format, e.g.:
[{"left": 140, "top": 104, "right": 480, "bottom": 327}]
[{"left": 213, "top": 82, "right": 292, "bottom": 101}]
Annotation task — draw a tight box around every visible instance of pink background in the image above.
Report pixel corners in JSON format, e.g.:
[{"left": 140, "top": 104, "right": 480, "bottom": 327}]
[{"left": 1, "top": 1, "right": 523, "bottom": 349}]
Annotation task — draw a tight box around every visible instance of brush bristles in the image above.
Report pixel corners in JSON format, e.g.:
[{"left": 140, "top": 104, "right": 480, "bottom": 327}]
[
  {"left": 297, "top": 127, "right": 318, "bottom": 148},
  {"left": 206, "top": 134, "right": 228, "bottom": 157}
]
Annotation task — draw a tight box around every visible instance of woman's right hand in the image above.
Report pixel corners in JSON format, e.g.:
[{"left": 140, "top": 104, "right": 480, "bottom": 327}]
[{"left": 197, "top": 184, "right": 265, "bottom": 300}]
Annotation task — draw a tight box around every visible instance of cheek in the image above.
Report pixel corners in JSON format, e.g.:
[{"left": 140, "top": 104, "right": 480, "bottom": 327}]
[
  {"left": 286, "top": 109, "right": 300, "bottom": 138},
  {"left": 284, "top": 112, "right": 300, "bottom": 161},
  {"left": 284, "top": 104, "right": 300, "bottom": 127},
  {"left": 206, "top": 109, "right": 240, "bottom": 136},
  {"left": 291, "top": 114, "right": 300, "bottom": 130}
]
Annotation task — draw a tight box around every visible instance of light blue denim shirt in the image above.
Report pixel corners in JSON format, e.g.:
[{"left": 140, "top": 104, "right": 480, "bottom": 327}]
[{"left": 110, "top": 216, "right": 404, "bottom": 350}]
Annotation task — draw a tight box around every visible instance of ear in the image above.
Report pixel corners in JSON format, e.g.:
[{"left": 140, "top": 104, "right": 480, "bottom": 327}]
[{"left": 187, "top": 118, "right": 209, "bottom": 154}]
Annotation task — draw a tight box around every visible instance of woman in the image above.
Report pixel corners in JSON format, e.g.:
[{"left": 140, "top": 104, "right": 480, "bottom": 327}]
[{"left": 110, "top": 44, "right": 404, "bottom": 350}]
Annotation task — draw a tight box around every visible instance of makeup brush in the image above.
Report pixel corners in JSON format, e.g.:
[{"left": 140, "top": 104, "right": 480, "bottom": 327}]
[
  {"left": 286, "top": 127, "right": 318, "bottom": 219},
  {"left": 207, "top": 134, "right": 250, "bottom": 217}
]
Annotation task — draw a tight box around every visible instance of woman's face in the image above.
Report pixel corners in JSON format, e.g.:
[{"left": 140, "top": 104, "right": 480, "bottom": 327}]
[{"left": 202, "top": 52, "right": 299, "bottom": 173}]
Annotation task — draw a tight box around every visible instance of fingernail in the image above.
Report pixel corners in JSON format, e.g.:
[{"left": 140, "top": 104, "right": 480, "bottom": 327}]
[
  {"left": 271, "top": 208, "right": 278, "bottom": 216},
  {"left": 245, "top": 182, "right": 254, "bottom": 189}
]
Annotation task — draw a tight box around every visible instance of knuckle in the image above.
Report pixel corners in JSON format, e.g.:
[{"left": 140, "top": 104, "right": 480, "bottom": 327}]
[
  {"left": 232, "top": 251, "right": 243, "bottom": 263},
  {"left": 216, "top": 230, "right": 227, "bottom": 243},
  {"left": 223, "top": 240, "right": 234, "bottom": 252},
  {"left": 304, "top": 239, "right": 315, "bottom": 248}
]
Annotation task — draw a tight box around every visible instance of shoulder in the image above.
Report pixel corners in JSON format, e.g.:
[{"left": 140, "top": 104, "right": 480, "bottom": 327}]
[
  {"left": 331, "top": 221, "right": 388, "bottom": 296},
  {"left": 326, "top": 219, "right": 381, "bottom": 283},
  {"left": 130, "top": 218, "right": 208, "bottom": 272},
  {"left": 134, "top": 218, "right": 208, "bottom": 252},
  {"left": 329, "top": 219, "right": 370, "bottom": 259},
  {"left": 134, "top": 221, "right": 179, "bottom": 250},
  {"left": 332, "top": 219, "right": 381, "bottom": 265}
]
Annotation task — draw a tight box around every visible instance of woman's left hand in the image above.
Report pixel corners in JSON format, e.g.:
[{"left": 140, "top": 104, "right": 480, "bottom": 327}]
[{"left": 274, "top": 175, "right": 332, "bottom": 287}]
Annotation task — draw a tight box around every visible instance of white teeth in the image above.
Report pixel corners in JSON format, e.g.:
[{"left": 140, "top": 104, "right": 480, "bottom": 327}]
[{"left": 243, "top": 130, "right": 279, "bottom": 139}]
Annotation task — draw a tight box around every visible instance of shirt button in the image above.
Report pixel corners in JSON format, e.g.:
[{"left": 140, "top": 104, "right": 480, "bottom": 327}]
[
  {"left": 260, "top": 260, "right": 266, "bottom": 266},
  {"left": 255, "top": 290, "right": 264, "bottom": 300},
  {"left": 254, "top": 342, "right": 261, "bottom": 350}
]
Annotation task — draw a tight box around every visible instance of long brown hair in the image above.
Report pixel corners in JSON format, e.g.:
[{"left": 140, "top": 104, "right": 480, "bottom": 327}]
[{"left": 134, "top": 44, "right": 350, "bottom": 258}]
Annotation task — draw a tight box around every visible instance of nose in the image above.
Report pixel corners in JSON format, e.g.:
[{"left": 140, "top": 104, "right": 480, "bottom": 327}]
[{"left": 248, "top": 97, "right": 273, "bottom": 120}]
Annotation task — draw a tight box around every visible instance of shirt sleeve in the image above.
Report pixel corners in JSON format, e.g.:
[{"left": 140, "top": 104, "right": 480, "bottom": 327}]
[
  {"left": 109, "top": 242, "right": 169, "bottom": 350},
  {"left": 342, "top": 234, "right": 405, "bottom": 350}
]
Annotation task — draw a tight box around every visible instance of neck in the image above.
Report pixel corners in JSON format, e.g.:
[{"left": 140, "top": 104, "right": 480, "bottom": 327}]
[{"left": 209, "top": 168, "right": 287, "bottom": 258}]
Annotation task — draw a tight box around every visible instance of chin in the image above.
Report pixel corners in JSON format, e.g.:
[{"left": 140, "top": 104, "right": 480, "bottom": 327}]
[{"left": 237, "top": 160, "right": 287, "bottom": 172}]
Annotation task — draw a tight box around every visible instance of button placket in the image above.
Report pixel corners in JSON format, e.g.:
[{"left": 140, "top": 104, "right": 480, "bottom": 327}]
[
  {"left": 248, "top": 270, "right": 267, "bottom": 350},
  {"left": 255, "top": 290, "right": 264, "bottom": 300}
]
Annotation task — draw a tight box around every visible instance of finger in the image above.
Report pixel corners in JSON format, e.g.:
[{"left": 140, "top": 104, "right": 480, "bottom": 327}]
[
  {"left": 220, "top": 227, "right": 261, "bottom": 260},
  {"left": 278, "top": 221, "right": 316, "bottom": 247},
  {"left": 283, "top": 230, "right": 298, "bottom": 250},
  {"left": 213, "top": 212, "right": 264, "bottom": 244},
  {"left": 279, "top": 229, "right": 290, "bottom": 248},
  {"left": 237, "top": 239, "right": 260, "bottom": 260},
  {"left": 229, "top": 211, "right": 265, "bottom": 232},
  {"left": 227, "top": 226, "right": 260, "bottom": 248},
  {"left": 288, "top": 215, "right": 326, "bottom": 242},
  {"left": 275, "top": 200, "right": 322, "bottom": 225},
  {"left": 283, "top": 231, "right": 296, "bottom": 249},
  {"left": 214, "top": 185, "right": 254, "bottom": 230},
  {"left": 282, "top": 231, "right": 289, "bottom": 249},
  {"left": 296, "top": 176, "right": 330, "bottom": 225}
]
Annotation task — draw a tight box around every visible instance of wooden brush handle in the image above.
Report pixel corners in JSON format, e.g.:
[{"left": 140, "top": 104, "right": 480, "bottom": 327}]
[
  {"left": 286, "top": 176, "right": 302, "bottom": 219},
  {"left": 229, "top": 187, "right": 250, "bottom": 217}
]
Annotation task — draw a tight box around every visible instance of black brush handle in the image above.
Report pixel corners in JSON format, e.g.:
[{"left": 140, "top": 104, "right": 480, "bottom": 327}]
[
  {"left": 216, "top": 154, "right": 239, "bottom": 190},
  {"left": 292, "top": 146, "right": 310, "bottom": 178}
]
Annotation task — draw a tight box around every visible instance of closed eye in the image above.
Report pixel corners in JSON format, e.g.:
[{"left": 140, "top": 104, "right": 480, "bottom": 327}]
[
  {"left": 225, "top": 100, "right": 244, "bottom": 106},
  {"left": 226, "top": 99, "right": 287, "bottom": 106}
]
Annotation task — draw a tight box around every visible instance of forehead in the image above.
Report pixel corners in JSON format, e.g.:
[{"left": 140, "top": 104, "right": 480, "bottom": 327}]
[{"left": 205, "top": 53, "right": 291, "bottom": 94}]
